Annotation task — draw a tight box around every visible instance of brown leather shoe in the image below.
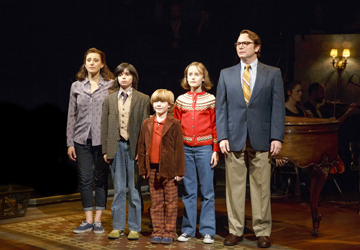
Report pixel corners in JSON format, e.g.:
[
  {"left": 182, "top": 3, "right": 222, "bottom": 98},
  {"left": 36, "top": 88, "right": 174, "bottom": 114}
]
[
  {"left": 223, "top": 233, "right": 243, "bottom": 246},
  {"left": 257, "top": 236, "right": 271, "bottom": 248}
]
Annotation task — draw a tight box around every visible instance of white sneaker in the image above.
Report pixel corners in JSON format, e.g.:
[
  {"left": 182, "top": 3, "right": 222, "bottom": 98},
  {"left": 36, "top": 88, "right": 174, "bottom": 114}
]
[
  {"left": 203, "top": 234, "right": 214, "bottom": 244},
  {"left": 177, "top": 233, "right": 191, "bottom": 242}
]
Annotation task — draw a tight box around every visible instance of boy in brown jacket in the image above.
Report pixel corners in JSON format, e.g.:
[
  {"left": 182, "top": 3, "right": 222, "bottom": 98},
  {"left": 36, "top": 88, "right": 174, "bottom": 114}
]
[{"left": 137, "top": 89, "right": 185, "bottom": 245}]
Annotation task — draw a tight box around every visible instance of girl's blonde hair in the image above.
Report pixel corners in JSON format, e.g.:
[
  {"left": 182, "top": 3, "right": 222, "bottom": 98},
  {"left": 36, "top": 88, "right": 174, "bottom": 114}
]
[
  {"left": 150, "top": 89, "right": 175, "bottom": 113},
  {"left": 180, "top": 62, "right": 213, "bottom": 91}
]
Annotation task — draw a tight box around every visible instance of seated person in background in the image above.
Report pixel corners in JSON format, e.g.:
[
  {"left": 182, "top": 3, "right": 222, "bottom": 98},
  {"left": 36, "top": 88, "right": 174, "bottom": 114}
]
[
  {"left": 303, "top": 82, "right": 324, "bottom": 118},
  {"left": 275, "top": 80, "right": 311, "bottom": 199},
  {"left": 284, "top": 80, "right": 312, "bottom": 117},
  {"left": 277, "top": 80, "right": 306, "bottom": 168},
  {"left": 305, "top": 83, "right": 359, "bottom": 193},
  {"left": 278, "top": 82, "right": 356, "bottom": 199},
  {"left": 304, "top": 82, "right": 356, "bottom": 123}
]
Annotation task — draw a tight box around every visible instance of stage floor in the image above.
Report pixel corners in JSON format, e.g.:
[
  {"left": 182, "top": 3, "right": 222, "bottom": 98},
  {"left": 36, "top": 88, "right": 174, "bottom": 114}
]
[{"left": 0, "top": 193, "right": 359, "bottom": 250}]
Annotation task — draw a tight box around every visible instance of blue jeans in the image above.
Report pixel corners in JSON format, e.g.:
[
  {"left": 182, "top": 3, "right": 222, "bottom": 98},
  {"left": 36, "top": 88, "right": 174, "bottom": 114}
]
[
  {"left": 181, "top": 145, "right": 215, "bottom": 237},
  {"left": 74, "top": 140, "right": 109, "bottom": 211},
  {"left": 111, "top": 141, "right": 141, "bottom": 231}
]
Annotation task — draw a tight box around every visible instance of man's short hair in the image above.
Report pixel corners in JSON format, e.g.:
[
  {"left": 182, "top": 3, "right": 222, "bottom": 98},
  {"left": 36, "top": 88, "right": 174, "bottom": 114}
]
[
  {"left": 308, "top": 82, "right": 321, "bottom": 96},
  {"left": 240, "top": 29, "right": 261, "bottom": 55}
]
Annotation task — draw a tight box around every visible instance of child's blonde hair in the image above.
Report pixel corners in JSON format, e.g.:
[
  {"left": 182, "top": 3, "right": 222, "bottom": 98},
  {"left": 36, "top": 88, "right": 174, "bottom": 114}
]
[{"left": 150, "top": 89, "right": 175, "bottom": 113}]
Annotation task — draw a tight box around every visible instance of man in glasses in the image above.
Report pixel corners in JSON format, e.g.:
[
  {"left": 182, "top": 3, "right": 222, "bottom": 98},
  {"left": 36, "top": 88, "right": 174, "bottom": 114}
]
[{"left": 216, "top": 29, "right": 285, "bottom": 248}]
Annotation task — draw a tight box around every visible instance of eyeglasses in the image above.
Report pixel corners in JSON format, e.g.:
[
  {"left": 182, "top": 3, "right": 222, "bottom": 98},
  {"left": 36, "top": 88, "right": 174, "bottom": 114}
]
[{"left": 234, "top": 42, "right": 255, "bottom": 48}]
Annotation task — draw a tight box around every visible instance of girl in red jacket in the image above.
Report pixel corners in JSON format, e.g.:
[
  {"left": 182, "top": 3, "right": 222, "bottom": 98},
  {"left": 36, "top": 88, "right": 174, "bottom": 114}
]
[{"left": 174, "top": 62, "right": 219, "bottom": 244}]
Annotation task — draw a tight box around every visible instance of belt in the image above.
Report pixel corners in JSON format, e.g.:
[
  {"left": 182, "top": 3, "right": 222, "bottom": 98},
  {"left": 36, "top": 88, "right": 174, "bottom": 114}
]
[
  {"left": 150, "top": 163, "right": 159, "bottom": 169},
  {"left": 119, "top": 136, "right": 129, "bottom": 143}
]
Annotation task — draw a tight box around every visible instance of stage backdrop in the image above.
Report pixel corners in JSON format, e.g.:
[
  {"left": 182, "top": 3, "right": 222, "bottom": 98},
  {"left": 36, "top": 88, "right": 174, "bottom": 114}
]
[
  {"left": 294, "top": 34, "right": 360, "bottom": 193},
  {"left": 294, "top": 34, "right": 360, "bottom": 108}
]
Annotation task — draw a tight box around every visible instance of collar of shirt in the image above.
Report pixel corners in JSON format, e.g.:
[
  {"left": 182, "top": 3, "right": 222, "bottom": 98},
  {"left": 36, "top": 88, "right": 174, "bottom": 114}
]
[
  {"left": 154, "top": 115, "right": 166, "bottom": 125},
  {"left": 241, "top": 58, "right": 258, "bottom": 92},
  {"left": 154, "top": 115, "right": 166, "bottom": 136},
  {"left": 186, "top": 90, "right": 206, "bottom": 96},
  {"left": 118, "top": 87, "right": 133, "bottom": 100},
  {"left": 83, "top": 75, "right": 105, "bottom": 87}
]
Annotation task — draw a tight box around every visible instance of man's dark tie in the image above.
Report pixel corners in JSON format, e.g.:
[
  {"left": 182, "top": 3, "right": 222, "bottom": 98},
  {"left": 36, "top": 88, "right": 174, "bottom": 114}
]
[{"left": 121, "top": 92, "right": 128, "bottom": 105}]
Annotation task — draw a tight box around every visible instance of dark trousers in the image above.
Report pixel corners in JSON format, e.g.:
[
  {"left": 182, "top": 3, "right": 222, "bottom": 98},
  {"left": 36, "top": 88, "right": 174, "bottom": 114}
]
[{"left": 74, "top": 140, "right": 109, "bottom": 210}]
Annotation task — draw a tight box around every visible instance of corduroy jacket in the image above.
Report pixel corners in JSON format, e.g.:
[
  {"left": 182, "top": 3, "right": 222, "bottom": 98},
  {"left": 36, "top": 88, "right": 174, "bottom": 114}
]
[{"left": 137, "top": 114, "right": 185, "bottom": 181}]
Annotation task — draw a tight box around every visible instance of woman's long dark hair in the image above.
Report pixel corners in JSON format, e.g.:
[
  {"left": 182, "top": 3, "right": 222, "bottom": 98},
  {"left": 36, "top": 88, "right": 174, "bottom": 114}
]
[{"left": 284, "top": 79, "right": 301, "bottom": 102}]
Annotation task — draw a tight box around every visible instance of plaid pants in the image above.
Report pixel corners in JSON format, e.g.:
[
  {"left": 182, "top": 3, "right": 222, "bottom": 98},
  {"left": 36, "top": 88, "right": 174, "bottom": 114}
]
[{"left": 149, "top": 168, "right": 178, "bottom": 238}]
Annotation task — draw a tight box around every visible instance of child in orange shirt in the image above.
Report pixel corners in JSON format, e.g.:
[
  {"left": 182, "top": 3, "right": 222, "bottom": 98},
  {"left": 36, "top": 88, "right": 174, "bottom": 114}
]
[{"left": 137, "top": 89, "right": 185, "bottom": 245}]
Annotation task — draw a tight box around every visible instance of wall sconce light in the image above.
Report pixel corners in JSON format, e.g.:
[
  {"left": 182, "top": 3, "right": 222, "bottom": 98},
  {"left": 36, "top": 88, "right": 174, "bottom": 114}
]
[{"left": 330, "top": 48, "right": 350, "bottom": 76}]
